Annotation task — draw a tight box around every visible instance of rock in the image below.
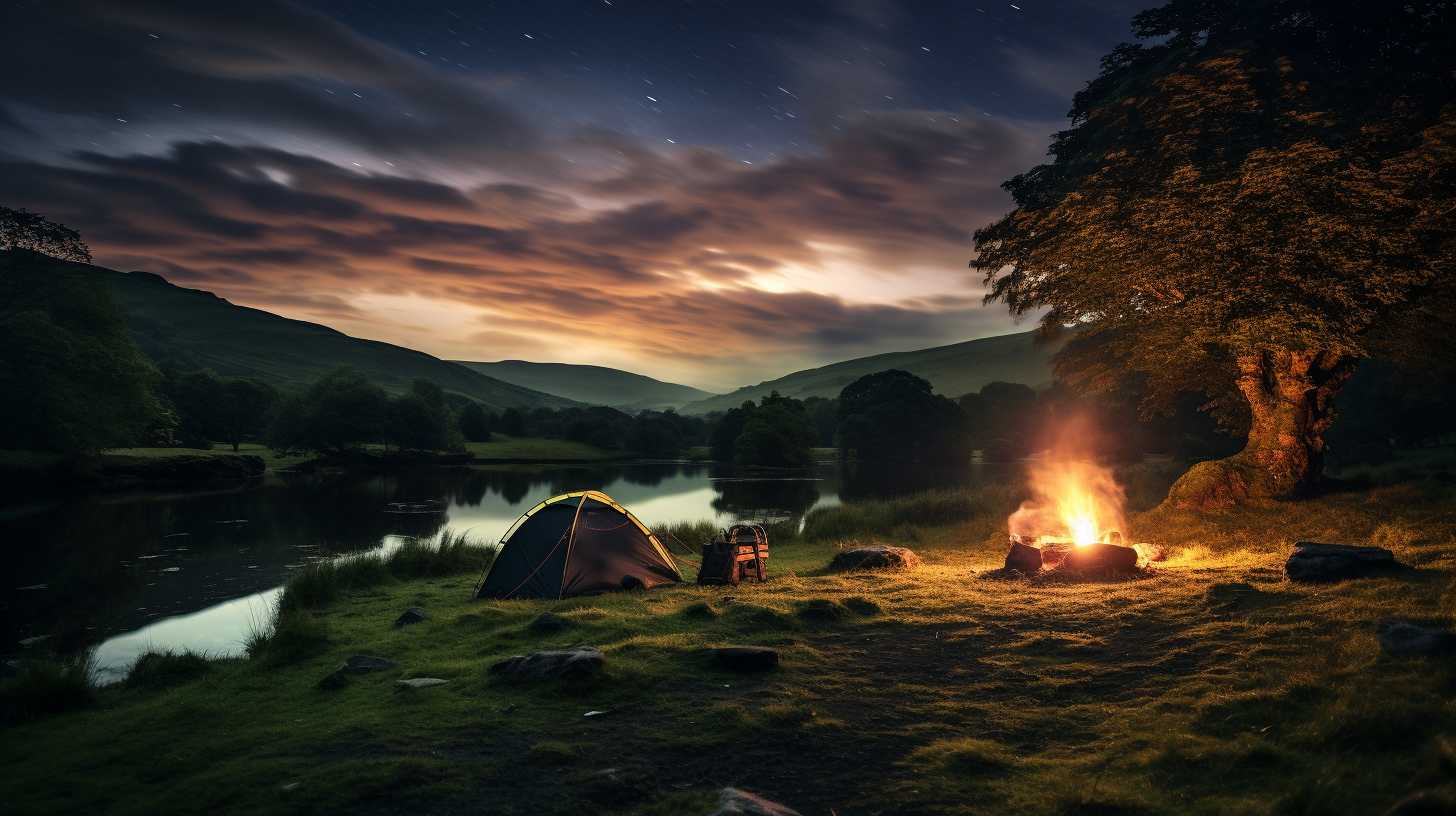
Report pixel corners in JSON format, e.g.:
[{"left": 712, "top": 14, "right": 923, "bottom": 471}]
[
  {"left": 1383, "top": 788, "right": 1456, "bottom": 816},
  {"left": 1378, "top": 621, "right": 1456, "bottom": 657},
  {"left": 827, "top": 545, "right": 920, "bottom": 572},
  {"left": 394, "top": 607, "right": 429, "bottom": 627},
  {"left": 395, "top": 677, "right": 449, "bottom": 690},
  {"left": 712, "top": 646, "right": 779, "bottom": 672},
  {"left": 710, "top": 787, "right": 802, "bottom": 816},
  {"left": 1061, "top": 543, "right": 1140, "bottom": 575},
  {"left": 1286, "top": 542, "right": 1399, "bottom": 582},
  {"left": 491, "top": 648, "right": 605, "bottom": 680},
  {"left": 1004, "top": 541, "right": 1043, "bottom": 574},
  {"left": 340, "top": 654, "right": 398, "bottom": 674}
]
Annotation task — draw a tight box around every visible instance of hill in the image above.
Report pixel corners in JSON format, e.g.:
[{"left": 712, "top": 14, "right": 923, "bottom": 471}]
[
  {"left": 680, "top": 330, "right": 1064, "bottom": 414},
  {"left": 53, "top": 256, "right": 576, "bottom": 411},
  {"left": 455, "top": 360, "right": 716, "bottom": 411}
]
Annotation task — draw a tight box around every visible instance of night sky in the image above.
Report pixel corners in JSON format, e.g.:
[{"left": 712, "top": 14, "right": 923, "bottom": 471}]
[{"left": 1, "top": 0, "right": 1145, "bottom": 390}]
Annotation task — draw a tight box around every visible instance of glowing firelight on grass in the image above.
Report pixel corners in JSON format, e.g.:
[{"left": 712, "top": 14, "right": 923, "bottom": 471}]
[{"left": 1008, "top": 458, "right": 1128, "bottom": 549}]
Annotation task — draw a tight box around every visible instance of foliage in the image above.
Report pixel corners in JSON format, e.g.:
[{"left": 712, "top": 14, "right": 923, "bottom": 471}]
[
  {"left": 732, "top": 392, "right": 817, "bottom": 468},
  {"left": 0, "top": 206, "right": 91, "bottom": 262},
  {"left": 458, "top": 402, "right": 494, "bottom": 443},
  {"left": 837, "top": 370, "right": 970, "bottom": 467},
  {"left": 0, "top": 250, "right": 163, "bottom": 451},
  {"left": 971, "top": 0, "right": 1456, "bottom": 499}
]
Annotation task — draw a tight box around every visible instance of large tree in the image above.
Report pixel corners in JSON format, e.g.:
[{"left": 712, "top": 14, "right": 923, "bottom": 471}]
[{"left": 972, "top": 0, "right": 1456, "bottom": 507}]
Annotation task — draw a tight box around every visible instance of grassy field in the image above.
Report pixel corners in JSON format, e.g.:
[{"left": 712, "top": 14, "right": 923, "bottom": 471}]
[
  {"left": 4, "top": 469, "right": 1456, "bottom": 814},
  {"left": 465, "top": 436, "right": 624, "bottom": 462}
]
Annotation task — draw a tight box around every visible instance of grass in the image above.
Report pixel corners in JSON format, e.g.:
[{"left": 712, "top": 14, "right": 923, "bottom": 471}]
[
  {"left": 5, "top": 465, "right": 1456, "bottom": 814},
  {"left": 465, "top": 435, "right": 624, "bottom": 462}
]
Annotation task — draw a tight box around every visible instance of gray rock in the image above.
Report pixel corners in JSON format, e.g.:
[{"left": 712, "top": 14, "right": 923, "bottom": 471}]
[
  {"left": 1004, "top": 541, "right": 1042, "bottom": 574},
  {"left": 712, "top": 646, "right": 779, "bottom": 672},
  {"left": 710, "top": 788, "right": 802, "bottom": 816},
  {"left": 395, "top": 677, "right": 449, "bottom": 690},
  {"left": 1379, "top": 621, "right": 1456, "bottom": 657},
  {"left": 827, "top": 546, "right": 920, "bottom": 572},
  {"left": 491, "top": 648, "right": 605, "bottom": 680},
  {"left": 1286, "top": 542, "right": 1400, "bottom": 582},
  {"left": 394, "top": 607, "right": 428, "bottom": 627},
  {"left": 341, "top": 654, "right": 398, "bottom": 674}
]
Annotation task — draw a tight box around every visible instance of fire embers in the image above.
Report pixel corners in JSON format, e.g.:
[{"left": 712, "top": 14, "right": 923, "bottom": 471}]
[{"left": 1001, "top": 533, "right": 1151, "bottom": 581}]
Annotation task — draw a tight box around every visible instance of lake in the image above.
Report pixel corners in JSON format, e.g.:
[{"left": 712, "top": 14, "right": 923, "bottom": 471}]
[{"left": 1, "top": 461, "right": 854, "bottom": 681}]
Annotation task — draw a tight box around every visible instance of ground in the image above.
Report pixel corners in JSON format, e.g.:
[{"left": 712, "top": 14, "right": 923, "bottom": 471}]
[{"left": 5, "top": 470, "right": 1456, "bottom": 815}]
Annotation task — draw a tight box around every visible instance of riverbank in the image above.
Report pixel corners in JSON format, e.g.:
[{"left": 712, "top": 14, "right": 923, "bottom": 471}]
[{"left": 5, "top": 474, "right": 1456, "bottom": 815}]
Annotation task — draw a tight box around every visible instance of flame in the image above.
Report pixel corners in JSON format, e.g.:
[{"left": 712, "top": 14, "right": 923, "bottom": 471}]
[{"left": 1008, "top": 458, "right": 1127, "bottom": 549}]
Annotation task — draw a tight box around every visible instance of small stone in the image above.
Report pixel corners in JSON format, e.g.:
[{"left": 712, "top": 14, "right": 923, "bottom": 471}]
[
  {"left": 340, "top": 655, "right": 397, "bottom": 674},
  {"left": 395, "top": 677, "right": 448, "bottom": 690},
  {"left": 712, "top": 646, "right": 779, "bottom": 672},
  {"left": 827, "top": 546, "right": 920, "bottom": 572},
  {"left": 490, "top": 648, "right": 605, "bottom": 680},
  {"left": 1004, "top": 541, "right": 1042, "bottom": 574},
  {"left": 394, "top": 607, "right": 428, "bottom": 627},
  {"left": 1378, "top": 621, "right": 1456, "bottom": 657},
  {"left": 1286, "top": 542, "right": 1400, "bottom": 582},
  {"left": 710, "top": 787, "right": 802, "bottom": 816}
]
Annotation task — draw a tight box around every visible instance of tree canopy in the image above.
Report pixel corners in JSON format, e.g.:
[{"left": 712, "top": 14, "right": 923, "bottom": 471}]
[
  {"left": 1, "top": 206, "right": 92, "bottom": 263},
  {"left": 972, "top": 0, "right": 1456, "bottom": 505}
]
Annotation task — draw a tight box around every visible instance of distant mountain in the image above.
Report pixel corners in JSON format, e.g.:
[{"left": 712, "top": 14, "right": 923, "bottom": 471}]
[
  {"left": 680, "top": 330, "right": 1065, "bottom": 414},
  {"left": 63, "top": 258, "right": 576, "bottom": 411},
  {"left": 455, "top": 360, "right": 717, "bottom": 411}
]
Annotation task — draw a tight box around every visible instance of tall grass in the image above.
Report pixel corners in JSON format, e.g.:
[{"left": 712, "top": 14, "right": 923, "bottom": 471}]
[
  {"left": 801, "top": 488, "right": 1000, "bottom": 541},
  {"left": 278, "top": 528, "right": 495, "bottom": 614},
  {"left": 0, "top": 652, "right": 96, "bottom": 725}
]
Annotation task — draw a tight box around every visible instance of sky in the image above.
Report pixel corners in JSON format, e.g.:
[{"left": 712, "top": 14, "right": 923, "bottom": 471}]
[{"left": 0, "top": 0, "right": 1146, "bottom": 392}]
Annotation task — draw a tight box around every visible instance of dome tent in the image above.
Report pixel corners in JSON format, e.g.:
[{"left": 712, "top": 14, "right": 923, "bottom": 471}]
[{"left": 475, "top": 490, "right": 682, "bottom": 599}]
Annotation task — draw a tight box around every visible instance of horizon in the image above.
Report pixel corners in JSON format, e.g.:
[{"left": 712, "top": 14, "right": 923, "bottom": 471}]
[{"left": 0, "top": 0, "right": 1139, "bottom": 391}]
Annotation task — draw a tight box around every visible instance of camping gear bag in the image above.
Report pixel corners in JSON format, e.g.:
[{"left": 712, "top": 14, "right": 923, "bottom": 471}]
[{"left": 696, "top": 524, "right": 769, "bottom": 586}]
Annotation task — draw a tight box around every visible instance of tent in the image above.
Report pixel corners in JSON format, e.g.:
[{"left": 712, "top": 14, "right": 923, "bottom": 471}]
[{"left": 475, "top": 490, "right": 682, "bottom": 599}]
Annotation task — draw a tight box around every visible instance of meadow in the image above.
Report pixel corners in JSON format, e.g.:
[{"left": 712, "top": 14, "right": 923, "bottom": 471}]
[{"left": 3, "top": 458, "right": 1456, "bottom": 815}]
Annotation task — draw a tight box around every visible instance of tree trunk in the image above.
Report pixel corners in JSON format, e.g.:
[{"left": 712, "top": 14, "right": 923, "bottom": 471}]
[{"left": 1166, "top": 349, "right": 1355, "bottom": 509}]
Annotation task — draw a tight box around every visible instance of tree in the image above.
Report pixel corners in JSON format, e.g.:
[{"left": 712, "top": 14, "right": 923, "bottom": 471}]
[
  {"left": 458, "top": 402, "right": 493, "bottom": 443},
  {"left": 386, "top": 379, "right": 461, "bottom": 452},
  {"left": 734, "top": 392, "right": 816, "bottom": 468},
  {"left": 0, "top": 250, "right": 161, "bottom": 450},
  {"left": 1, "top": 206, "right": 92, "bottom": 263},
  {"left": 971, "top": 0, "right": 1456, "bottom": 506},
  {"left": 837, "top": 370, "right": 970, "bottom": 467}
]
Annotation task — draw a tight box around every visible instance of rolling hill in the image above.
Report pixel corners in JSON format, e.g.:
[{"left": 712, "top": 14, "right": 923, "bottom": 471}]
[
  {"left": 71, "top": 259, "right": 576, "bottom": 410},
  {"left": 454, "top": 360, "right": 717, "bottom": 411},
  {"left": 680, "top": 330, "right": 1066, "bottom": 414}
]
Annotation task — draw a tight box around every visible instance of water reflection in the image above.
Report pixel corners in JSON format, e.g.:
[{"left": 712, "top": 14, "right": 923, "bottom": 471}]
[{"left": 1, "top": 459, "right": 1005, "bottom": 676}]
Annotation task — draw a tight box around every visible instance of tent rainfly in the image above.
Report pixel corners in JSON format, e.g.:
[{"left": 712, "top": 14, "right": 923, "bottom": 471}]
[{"left": 475, "top": 490, "right": 682, "bottom": 599}]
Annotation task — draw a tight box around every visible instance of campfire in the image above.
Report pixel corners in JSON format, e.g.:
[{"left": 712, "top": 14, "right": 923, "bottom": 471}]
[{"left": 1002, "top": 458, "right": 1153, "bottom": 577}]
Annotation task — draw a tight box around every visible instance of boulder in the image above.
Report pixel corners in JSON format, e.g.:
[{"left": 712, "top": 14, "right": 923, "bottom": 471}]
[
  {"left": 1004, "top": 541, "right": 1042, "bottom": 574},
  {"left": 395, "top": 677, "right": 449, "bottom": 690},
  {"left": 710, "top": 788, "right": 802, "bottom": 816},
  {"left": 1286, "top": 542, "right": 1399, "bottom": 582},
  {"left": 491, "top": 648, "right": 605, "bottom": 680},
  {"left": 1061, "top": 543, "right": 1140, "bottom": 575},
  {"left": 393, "top": 607, "right": 428, "bottom": 627},
  {"left": 712, "top": 646, "right": 779, "bottom": 672},
  {"left": 1378, "top": 622, "right": 1456, "bottom": 657},
  {"left": 340, "top": 655, "right": 398, "bottom": 674},
  {"left": 827, "top": 546, "right": 920, "bottom": 573}
]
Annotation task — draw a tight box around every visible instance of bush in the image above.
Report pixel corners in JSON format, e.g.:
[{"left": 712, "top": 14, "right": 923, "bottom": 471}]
[
  {"left": 0, "top": 655, "right": 96, "bottom": 725},
  {"left": 124, "top": 649, "right": 212, "bottom": 690}
]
